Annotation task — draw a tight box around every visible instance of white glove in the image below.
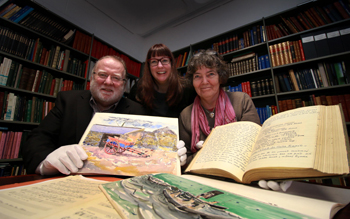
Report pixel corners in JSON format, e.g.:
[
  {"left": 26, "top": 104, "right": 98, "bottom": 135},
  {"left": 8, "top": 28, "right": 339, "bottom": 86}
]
[
  {"left": 177, "top": 140, "right": 187, "bottom": 166},
  {"left": 177, "top": 140, "right": 205, "bottom": 166},
  {"left": 196, "top": 140, "right": 204, "bottom": 149},
  {"left": 37, "top": 144, "right": 88, "bottom": 175},
  {"left": 258, "top": 180, "right": 293, "bottom": 192}
]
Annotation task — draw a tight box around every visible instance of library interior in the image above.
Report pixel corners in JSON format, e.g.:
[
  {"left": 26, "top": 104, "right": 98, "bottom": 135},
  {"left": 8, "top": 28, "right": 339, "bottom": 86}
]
[{"left": 0, "top": 0, "right": 350, "bottom": 218}]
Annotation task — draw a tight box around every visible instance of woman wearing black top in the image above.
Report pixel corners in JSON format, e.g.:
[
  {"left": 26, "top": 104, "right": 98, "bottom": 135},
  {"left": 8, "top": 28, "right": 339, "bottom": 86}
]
[{"left": 128, "top": 43, "right": 196, "bottom": 117}]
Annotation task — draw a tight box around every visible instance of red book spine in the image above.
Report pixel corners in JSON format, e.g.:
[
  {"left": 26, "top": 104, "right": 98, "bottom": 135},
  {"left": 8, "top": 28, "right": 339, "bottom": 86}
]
[
  {"left": 247, "top": 81, "right": 252, "bottom": 97},
  {"left": 49, "top": 79, "right": 56, "bottom": 95},
  {"left": 298, "top": 40, "right": 305, "bottom": 61}
]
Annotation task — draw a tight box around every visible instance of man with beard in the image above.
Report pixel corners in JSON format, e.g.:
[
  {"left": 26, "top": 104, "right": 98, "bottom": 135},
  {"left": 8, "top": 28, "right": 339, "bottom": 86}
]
[{"left": 23, "top": 55, "right": 146, "bottom": 175}]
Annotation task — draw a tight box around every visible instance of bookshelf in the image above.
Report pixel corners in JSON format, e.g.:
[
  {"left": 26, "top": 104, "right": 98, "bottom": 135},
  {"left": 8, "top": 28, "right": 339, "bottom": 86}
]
[
  {"left": 0, "top": 0, "right": 142, "bottom": 176},
  {"left": 174, "top": 0, "right": 350, "bottom": 130},
  {"left": 88, "top": 35, "right": 140, "bottom": 94},
  {"left": 172, "top": 46, "right": 191, "bottom": 77}
]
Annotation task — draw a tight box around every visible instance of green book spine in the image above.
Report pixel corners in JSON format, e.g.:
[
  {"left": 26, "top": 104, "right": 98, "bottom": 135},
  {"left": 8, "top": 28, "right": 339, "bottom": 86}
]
[{"left": 26, "top": 99, "right": 32, "bottom": 122}]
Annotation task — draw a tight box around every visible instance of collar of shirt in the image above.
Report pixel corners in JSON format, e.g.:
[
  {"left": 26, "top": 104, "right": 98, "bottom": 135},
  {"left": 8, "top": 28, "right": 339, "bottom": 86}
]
[{"left": 89, "top": 96, "right": 119, "bottom": 117}]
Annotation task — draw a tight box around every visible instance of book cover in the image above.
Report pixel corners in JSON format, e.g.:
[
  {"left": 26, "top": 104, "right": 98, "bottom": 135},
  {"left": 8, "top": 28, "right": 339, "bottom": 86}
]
[
  {"left": 78, "top": 113, "right": 180, "bottom": 176},
  {"left": 4, "top": 92, "right": 15, "bottom": 121},
  {"left": 326, "top": 27, "right": 344, "bottom": 54},
  {"left": 339, "top": 25, "right": 350, "bottom": 51},
  {"left": 314, "top": 30, "right": 330, "bottom": 57},
  {"left": 300, "top": 32, "right": 317, "bottom": 60},
  {"left": 13, "top": 6, "right": 34, "bottom": 23}
]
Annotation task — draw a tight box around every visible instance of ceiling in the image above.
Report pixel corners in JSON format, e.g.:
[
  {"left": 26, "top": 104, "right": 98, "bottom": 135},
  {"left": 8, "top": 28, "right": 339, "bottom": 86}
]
[{"left": 85, "top": 0, "right": 233, "bottom": 38}]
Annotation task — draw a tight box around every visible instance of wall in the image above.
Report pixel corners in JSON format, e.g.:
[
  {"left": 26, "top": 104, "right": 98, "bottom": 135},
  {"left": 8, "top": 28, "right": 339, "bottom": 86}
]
[{"left": 34, "top": 0, "right": 306, "bottom": 62}]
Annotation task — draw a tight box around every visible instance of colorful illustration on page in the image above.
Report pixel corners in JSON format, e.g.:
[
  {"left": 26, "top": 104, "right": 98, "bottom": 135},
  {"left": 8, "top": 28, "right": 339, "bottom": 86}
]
[
  {"left": 100, "top": 173, "right": 313, "bottom": 219},
  {"left": 78, "top": 113, "right": 180, "bottom": 176}
]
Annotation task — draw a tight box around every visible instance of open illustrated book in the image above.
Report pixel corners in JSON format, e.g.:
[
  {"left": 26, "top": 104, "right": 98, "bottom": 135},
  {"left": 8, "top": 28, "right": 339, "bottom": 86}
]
[
  {"left": 185, "top": 104, "right": 350, "bottom": 184},
  {"left": 77, "top": 113, "right": 181, "bottom": 176},
  {"left": 99, "top": 173, "right": 349, "bottom": 219}
]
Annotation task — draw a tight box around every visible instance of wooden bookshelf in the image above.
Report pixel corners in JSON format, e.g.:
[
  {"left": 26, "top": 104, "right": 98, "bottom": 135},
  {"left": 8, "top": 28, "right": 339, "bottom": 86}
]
[
  {"left": 174, "top": 0, "right": 350, "bottom": 126},
  {"left": 0, "top": 0, "right": 142, "bottom": 174}
]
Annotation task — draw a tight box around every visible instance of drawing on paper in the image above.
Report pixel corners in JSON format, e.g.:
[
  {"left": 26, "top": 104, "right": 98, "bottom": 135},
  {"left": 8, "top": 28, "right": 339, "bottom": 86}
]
[
  {"left": 100, "top": 173, "right": 312, "bottom": 219},
  {"left": 78, "top": 113, "right": 180, "bottom": 176}
]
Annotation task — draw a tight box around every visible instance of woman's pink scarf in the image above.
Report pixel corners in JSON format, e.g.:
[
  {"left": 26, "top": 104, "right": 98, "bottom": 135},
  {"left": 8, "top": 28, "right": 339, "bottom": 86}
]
[{"left": 191, "top": 89, "right": 236, "bottom": 152}]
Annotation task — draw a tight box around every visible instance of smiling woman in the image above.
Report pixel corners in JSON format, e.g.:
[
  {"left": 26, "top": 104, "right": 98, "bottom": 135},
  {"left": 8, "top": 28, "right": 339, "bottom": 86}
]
[
  {"left": 128, "top": 43, "right": 196, "bottom": 118},
  {"left": 178, "top": 49, "right": 261, "bottom": 166}
]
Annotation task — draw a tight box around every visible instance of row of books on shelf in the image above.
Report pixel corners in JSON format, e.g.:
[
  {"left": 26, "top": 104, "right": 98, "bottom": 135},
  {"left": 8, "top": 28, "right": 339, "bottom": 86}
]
[
  {"left": 0, "top": 58, "right": 84, "bottom": 94},
  {"left": 91, "top": 38, "right": 116, "bottom": 60},
  {"left": 0, "top": 92, "right": 55, "bottom": 123},
  {"left": 0, "top": 25, "right": 33, "bottom": 58},
  {"left": 225, "top": 78, "right": 274, "bottom": 98},
  {"left": 0, "top": 130, "right": 28, "bottom": 160},
  {"left": 174, "top": 51, "right": 190, "bottom": 68},
  {"left": 0, "top": 3, "right": 34, "bottom": 23},
  {"left": 225, "top": 81, "right": 251, "bottom": 97},
  {"left": 90, "top": 38, "right": 142, "bottom": 77},
  {"left": 227, "top": 52, "right": 270, "bottom": 76},
  {"left": 212, "top": 25, "right": 266, "bottom": 55},
  {"left": 0, "top": 162, "right": 26, "bottom": 176},
  {"left": 0, "top": 2, "right": 141, "bottom": 77},
  {"left": 275, "top": 61, "right": 350, "bottom": 93},
  {"left": 268, "top": 27, "right": 350, "bottom": 68},
  {"left": 251, "top": 78, "right": 274, "bottom": 97},
  {"left": 2, "top": 3, "right": 75, "bottom": 43},
  {"left": 266, "top": 0, "right": 350, "bottom": 40},
  {"left": 0, "top": 26, "right": 87, "bottom": 77},
  {"left": 269, "top": 40, "right": 305, "bottom": 67},
  {"left": 72, "top": 30, "right": 91, "bottom": 55},
  {"left": 278, "top": 93, "right": 350, "bottom": 122},
  {"left": 256, "top": 105, "right": 277, "bottom": 125}
]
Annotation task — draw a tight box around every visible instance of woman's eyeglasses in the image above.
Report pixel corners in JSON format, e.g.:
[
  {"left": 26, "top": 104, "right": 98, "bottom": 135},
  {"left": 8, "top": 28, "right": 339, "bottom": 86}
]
[{"left": 149, "top": 57, "right": 170, "bottom": 67}]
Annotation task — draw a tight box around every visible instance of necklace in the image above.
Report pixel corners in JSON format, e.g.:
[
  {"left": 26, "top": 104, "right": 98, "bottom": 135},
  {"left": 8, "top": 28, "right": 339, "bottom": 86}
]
[{"left": 203, "top": 107, "right": 215, "bottom": 118}]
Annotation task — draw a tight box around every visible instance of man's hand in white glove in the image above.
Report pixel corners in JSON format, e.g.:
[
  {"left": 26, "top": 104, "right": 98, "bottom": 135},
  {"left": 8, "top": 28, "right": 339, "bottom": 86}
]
[
  {"left": 37, "top": 144, "right": 88, "bottom": 175},
  {"left": 258, "top": 180, "right": 293, "bottom": 192},
  {"left": 177, "top": 140, "right": 204, "bottom": 166},
  {"left": 177, "top": 140, "right": 187, "bottom": 166}
]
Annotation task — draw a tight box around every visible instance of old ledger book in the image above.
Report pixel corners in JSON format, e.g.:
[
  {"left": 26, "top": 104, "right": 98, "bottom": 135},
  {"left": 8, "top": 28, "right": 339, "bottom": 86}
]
[{"left": 185, "top": 104, "right": 350, "bottom": 184}]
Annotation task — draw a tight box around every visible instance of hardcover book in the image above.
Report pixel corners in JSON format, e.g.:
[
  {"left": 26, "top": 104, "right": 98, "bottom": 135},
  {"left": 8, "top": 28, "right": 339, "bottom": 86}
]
[
  {"left": 185, "top": 105, "right": 350, "bottom": 184},
  {"left": 99, "top": 173, "right": 348, "bottom": 219},
  {"left": 78, "top": 113, "right": 180, "bottom": 176}
]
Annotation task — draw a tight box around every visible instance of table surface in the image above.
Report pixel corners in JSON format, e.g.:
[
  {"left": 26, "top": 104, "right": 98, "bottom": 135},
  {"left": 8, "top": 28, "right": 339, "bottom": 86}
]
[{"left": 1, "top": 174, "right": 349, "bottom": 218}]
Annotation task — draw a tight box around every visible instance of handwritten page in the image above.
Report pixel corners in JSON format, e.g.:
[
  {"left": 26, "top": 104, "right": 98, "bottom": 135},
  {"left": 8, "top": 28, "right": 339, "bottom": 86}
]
[
  {"left": 246, "top": 106, "right": 320, "bottom": 171},
  {"left": 189, "top": 121, "right": 261, "bottom": 181},
  {"left": 0, "top": 175, "right": 121, "bottom": 219}
]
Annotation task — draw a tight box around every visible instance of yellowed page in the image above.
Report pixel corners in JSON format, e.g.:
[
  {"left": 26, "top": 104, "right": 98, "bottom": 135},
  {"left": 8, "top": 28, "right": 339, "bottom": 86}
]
[
  {"left": 245, "top": 106, "right": 321, "bottom": 171},
  {"left": 0, "top": 175, "right": 120, "bottom": 219},
  {"left": 187, "top": 121, "right": 261, "bottom": 181},
  {"left": 182, "top": 174, "right": 347, "bottom": 219},
  {"left": 315, "top": 105, "right": 349, "bottom": 174}
]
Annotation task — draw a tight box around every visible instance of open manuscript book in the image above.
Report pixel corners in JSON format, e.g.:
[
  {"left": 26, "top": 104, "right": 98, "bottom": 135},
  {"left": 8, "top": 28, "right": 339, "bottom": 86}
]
[{"left": 185, "top": 104, "right": 350, "bottom": 184}]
